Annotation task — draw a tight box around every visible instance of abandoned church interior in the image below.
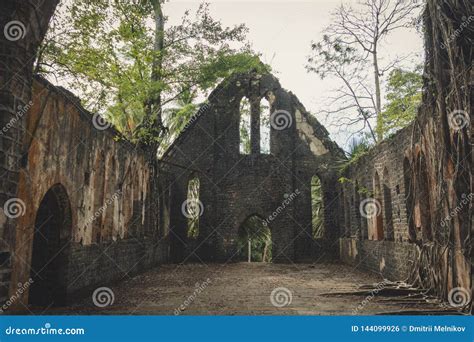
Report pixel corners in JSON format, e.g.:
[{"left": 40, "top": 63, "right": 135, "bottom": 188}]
[{"left": 0, "top": 0, "right": 471, "bottom": 315}]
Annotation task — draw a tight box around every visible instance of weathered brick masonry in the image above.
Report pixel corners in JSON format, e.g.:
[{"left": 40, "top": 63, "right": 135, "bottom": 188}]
[
  {"left": 162, "top": 71, "right": 345, "bottom": 263},
  {"left": 9, "top": 77, "right": 170, "bottom": 306}
]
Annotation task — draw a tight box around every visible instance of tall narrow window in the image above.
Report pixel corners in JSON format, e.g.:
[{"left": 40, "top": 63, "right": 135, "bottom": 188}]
[
  {"left": 260, "top": 98, "right": 271, "bottom": 154},
  {"left": 354, "top": 181, "right": 362, "bottom": 239},
  {"left": 186, "top": 176, "right": 200, "bottom": 239},
  {"left": 383, "top": 168, "right": 394, "bottom": 240},
  {"left": 403, "top": 157, "right": 416, "bottom": 241},
  {"left": 311, "top": 175, "right": 325, "bottom": 238},
  {"left": 415, "top": 154, "right": 432, "bottom": 241},
  {"left": 371, "top": 172, "right": 384, "bottom": 240},
  {"left": 239, "top": 97, "right": 251, "bottom": 154}
]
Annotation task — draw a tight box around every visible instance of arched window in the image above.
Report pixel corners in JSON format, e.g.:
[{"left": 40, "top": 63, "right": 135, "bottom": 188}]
[
  {"left": 370, "top": 172, "right": 384, "bottom": 240},
  {"left": 260, "top": 98, "right": 271, "bottom": 154},
  {"left": 239, "top": 97, "right": 251, "bottom": 154},
  {"left": 383, "top": 168, "right": 394, "bottom": 240},
  {"left": 403, "top": 157, "right": 416, "bottom": 241},
  {"left": 354, "top": 181, "right": 362, "bottom": 239},
  {"left": 415, "top": 153, "right": 432, "bottom": 241},
  {"left": 186, "top": 176, "right": 201, "bottom": 239},
  {"left": 343, "top": 185, "right": 351, "bottom": 237},
  {"left": 311, "top": 175, "right": 325, "bottom": 238},
  {"left": 239, "top": 96, "right": 271, "bottom": 155}
]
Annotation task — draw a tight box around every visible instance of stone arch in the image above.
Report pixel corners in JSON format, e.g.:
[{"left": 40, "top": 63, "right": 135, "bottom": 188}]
[
  {"left": 414, "top": 152, "right": 432, "bottom": 241},
  {"left": 237, "top": 214, "right": 272, "bottom": 262},
  {"left": 382, "top": 167, "right": 394, "bottom": 240},
  {"left": 29, "top": 183, "right": 72, "bottom": 307},
  {"left": 354, "top": 180, "right": 363, "bottom": 239},
  {"left": 371, "top": 171, "right": 384, "bottom": 240}
]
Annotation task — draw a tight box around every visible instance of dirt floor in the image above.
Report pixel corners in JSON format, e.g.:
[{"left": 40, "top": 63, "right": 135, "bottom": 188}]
[{"left": 35, "top": 262, "right": 445, "bottom": 315}]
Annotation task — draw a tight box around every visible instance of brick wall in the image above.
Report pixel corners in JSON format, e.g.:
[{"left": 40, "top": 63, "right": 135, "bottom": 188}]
[
  {"left": 8, "top": 76, "right": 170, "bottom": 307},
  {"left": 163, "top": 71, "right": 345, "bottom": 263}
]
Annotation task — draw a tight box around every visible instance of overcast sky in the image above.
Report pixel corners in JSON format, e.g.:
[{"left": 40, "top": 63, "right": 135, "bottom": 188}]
[{"left": 164, "top": 0, "right": 424, "bottom": 149}]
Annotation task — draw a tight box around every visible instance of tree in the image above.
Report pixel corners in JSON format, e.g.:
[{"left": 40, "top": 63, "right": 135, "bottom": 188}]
[
  {"left": 381, "top": 65, "right": 423, "bottom": 137},
  {"left": 36, "top": 0, "right": 266, "bottom": 147},
  {"left": 307, "top": 0, "right": 421, "bottom": 142}
]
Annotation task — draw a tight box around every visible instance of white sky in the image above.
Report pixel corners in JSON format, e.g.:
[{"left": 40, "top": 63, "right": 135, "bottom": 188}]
[{"left": 164, "top": 0, "right": 424, "bottom": 149}]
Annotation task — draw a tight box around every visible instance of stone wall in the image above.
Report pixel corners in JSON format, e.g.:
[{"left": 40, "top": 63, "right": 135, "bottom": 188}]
[
  {"left": 9, "top": 76, "right": 170, "bottom": 306},
  {"left": 162, "top": 71, "right": 345, "bottom": 263},
  {"left": 339, "top": 124, "right": 421, "bottom": 280}
]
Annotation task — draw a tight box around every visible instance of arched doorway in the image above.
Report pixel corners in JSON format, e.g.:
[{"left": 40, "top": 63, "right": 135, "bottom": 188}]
[
  {"left": 237, "top": 215, "right": 272, "bottom": 262},
  {"left": 371, "top": 172, "right": 384, "bottom": 240},
  {"left": 29, "top": 184, "right": 72, "bottom": 307}
]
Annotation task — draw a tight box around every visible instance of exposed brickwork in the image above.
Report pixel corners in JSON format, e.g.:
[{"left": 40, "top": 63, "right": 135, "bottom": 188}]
[
  {"left": 163, "top": 71, "right": 345, "bottom": 263},
  {"left": 9, "top": 77, "right": 170, "bottom": 307}
]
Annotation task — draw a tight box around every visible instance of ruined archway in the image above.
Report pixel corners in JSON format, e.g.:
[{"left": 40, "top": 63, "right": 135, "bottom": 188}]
[
  {"left": 237, "top": 215, "right": 272, "bottom": 262},
  {"left": 29, "top": 184, "right": 72, "bottom": 307}
]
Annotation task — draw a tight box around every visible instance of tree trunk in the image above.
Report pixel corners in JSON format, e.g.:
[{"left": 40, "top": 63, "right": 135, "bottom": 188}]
[
  {"left": 373, "top": 47, "right": 383, "bottom": 142},
  {"left": 146, "top": 0, "right": 165, "bottom": 131},
  {"left": 247, "top": 239, "right": 251, "bottom": 263},
  {"left": 262, "top": 240, "right": 268, "bottom": 262}
]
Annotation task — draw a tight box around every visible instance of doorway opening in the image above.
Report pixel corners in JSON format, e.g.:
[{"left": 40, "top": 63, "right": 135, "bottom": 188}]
[{"left": 237, "top": 215, "right": 272, "bottom": 262}]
